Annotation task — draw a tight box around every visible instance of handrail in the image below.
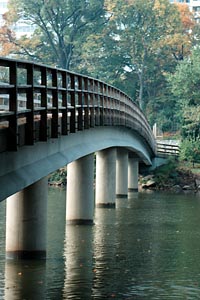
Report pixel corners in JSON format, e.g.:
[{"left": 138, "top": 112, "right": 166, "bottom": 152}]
[
  {"left": 156, "top": 141, "right": 180, "bottom": 157},
  {"left": 0, "top": 57, "right": 156, "bottom": 154}
]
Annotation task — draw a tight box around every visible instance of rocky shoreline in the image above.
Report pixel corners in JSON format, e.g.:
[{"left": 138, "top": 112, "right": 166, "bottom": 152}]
[{"left": 140, "top": 169, "right": 200, "bottom": 192}]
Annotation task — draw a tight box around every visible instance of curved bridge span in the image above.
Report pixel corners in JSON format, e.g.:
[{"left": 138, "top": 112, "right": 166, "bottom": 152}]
[
  {"left": 0, "top": 57, "right": 156, "bottom": 201},
  {"left": 0, "top": 57, "right": 156, "bottom": 259}
]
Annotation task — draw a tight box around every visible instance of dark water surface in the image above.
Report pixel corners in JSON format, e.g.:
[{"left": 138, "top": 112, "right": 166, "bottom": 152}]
[{"left": 1, "top": 188, "right": 200, "bottom": 299}]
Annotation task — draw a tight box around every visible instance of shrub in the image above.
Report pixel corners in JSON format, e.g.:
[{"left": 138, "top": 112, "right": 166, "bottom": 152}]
[{"left": 179, "top": 138, "right": 200, "bottom": 166}]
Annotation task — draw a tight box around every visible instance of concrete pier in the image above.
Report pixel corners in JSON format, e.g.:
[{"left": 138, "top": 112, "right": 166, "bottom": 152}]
[
  {"left": 6, "top": 178, "right": 48, "bottom": 260},
  {"left": 128, "top": 158, "right": 139, "bottom": 192},
  {"left": 116, "top": 148, "right": 128, "bottom": 198},
  {"left": 95, "top": 148, "right": 117, "bottom": 208},
  {"left": 66, "top": 154, "right": 94, "bottom": 224}
]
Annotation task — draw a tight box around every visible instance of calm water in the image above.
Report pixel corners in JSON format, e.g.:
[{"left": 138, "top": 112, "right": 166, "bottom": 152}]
[{"left": 1, "top": 189, "right": 200, "bottom": 299}]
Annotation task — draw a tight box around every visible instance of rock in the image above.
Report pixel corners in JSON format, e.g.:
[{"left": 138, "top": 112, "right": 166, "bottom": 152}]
[
  {"left": 173, "top": 185, "right": 182, "bottom": 191},
  {"left": 142, "top": 179, "right": 156, "bottom": 188},
  {"left": 48, "top": 179, "right": 65, "bottom": 186},
  {"left": 195, "top": 179, "right": 200, "bottom": 187},
  {"left": 142, "top": 175, "right": 154, "bottom": 181},
  {"left": 182, "top": 185, "right": 195, "bottom": 190}
]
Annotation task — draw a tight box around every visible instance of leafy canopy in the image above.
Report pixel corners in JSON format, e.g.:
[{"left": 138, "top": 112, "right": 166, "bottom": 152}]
[{"left": 5, "top": 0, "right": 106, "bottom": 69}]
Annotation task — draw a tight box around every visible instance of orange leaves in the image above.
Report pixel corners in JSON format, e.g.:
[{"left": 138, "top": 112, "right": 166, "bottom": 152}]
[
  {"left": 0, "top": 26, "right": 18, "bottom": 56},
  {"left": 175, "top": 3, "right": 195, "bottom": 32}
]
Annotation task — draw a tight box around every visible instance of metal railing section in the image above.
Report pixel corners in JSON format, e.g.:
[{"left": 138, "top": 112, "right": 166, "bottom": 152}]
[{"left": 0, "top": 57, "right": 156, "bottom": 154}]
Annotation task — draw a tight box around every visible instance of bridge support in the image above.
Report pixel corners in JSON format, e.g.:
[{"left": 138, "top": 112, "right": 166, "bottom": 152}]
[
  {"left": 6, "top": 177, "right": 48, "bottom": 260},
  {"left": 66, "top": 154, "right": 94, "bottom": 224},
  {"left": 95, "top": 148, "right": 116, "bottom": 208},
  {"left": 116, "top": 148, "right": 128, "bottom": 198},
  {"left": 128, "top": 158, "right": 139, "bottom": 192}
]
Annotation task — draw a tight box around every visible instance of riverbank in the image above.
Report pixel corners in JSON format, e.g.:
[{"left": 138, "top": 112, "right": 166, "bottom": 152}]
[
  {"left": 48, "top": 160, "right": 200, "bottom": 192},
  {"left": 48, "top": 167, "right": 67, "bottom": 186},
  {"left": 140, "top": 160, "right": 200, "bottom": 192}
]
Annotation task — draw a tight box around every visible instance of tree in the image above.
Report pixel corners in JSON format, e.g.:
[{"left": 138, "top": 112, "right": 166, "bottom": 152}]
[
  {"left": 4, "top": 0, "right": 106, "bottom": 69},
  {"left": 168, "top": 47, "right": 200, "bottom": 160},
  {"left": 170, "top": 3, "right": 195, "bottom": 60},
  {"left": 80, "top": 0, "right": 192, "bottom": 110}
]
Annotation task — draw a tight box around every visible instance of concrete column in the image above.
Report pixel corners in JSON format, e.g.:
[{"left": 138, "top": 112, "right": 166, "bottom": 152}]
[
  {"left": 116, "top": 148, "right": 128, "bottom": 198},
  {"left": 95, "top": 148, "right": 116, "bottom": 208},
  {"left": 128, "top": 158, "right": 139, "bottom": 192},
  {"left": 6, "top": 177, "right": 48, "bottom": 260},
  {"left": 66, "top": 154, "right": 94, "bottom": 225}
]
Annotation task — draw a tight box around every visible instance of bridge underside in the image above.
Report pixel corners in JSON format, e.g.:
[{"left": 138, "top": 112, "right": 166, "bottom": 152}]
[{"left": 0, "top": 126, "right": 154, "bottom": 202}]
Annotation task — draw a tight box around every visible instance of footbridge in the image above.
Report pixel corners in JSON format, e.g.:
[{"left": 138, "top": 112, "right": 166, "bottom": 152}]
[{"left": 0, "top": 57, "right": 156, "bottom": 259}]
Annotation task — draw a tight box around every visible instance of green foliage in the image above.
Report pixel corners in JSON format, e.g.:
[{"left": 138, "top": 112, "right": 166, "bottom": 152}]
[
  {"left": 146, "top": 92, "right": 180, "bottom": 131},
  {"left": 6, "top": 0, "right": 106, "bottom": 69},
  {"left": 168, "top": 47, "right": 200, "bottom": 140},
  {"left": 168, "top": 48, "right": 200, "bottom": 165},
  {"left": 48, "top": 168, "right": 67, "bottom": 184},
  {"left": 79, "top": 0, "right": 189, "bottom": 110},
  {"left": 168, "top": 47, "right": 200, "bottom": 108},
  {"left": 179, "top": 138, "right": 200, "bottom": 164},
  {"left": 154, "top": 157, "right": 180, "bottom": 186},
  {"left": 181, "top": 106, "right": 200, "bottom": 139}
]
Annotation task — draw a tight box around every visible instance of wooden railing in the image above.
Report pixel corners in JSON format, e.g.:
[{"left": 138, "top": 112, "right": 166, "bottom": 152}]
[
  {"left": 156, "top": 141, "right": 180, "bottom": 157},
  {"left": 0, "top": 57, "right": 156, "bottom": 153}
]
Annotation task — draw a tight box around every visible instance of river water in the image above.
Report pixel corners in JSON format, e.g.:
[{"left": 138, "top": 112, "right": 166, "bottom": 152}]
[{"left": 1, "top": 188, "right": 200, "bottom": 299}]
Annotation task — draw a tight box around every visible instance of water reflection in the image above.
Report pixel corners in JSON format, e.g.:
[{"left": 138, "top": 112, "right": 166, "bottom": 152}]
[
  {"left": 46, "top": 187, "right": 66, "bottom": 300},
  {"left": 1, "top": 189, "right": 200, "bottom": 299},
  {"left": 116, "top": 191, "right": 139, "bottom": 209},
  {"left": 92, "top": 207, "right": 118, "bottom": 299},
  {"left": 4, "top": 260, "right": 46, "bottom": 300},
  {"left": 63, "top": 225, "right": 94, "bottom": 299}
]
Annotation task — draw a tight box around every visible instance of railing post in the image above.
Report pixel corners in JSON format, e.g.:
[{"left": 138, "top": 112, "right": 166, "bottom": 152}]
[
  {"left": 40, "top": 66, "right": 48, "bottom": 141},
  {"left": 8, "top": 61, "right": 18, "bottom": 151},
  {"left": 70, "top": 74, "right": 76, "bottom": 133},
  {"left": 26, "top": 63, "right": 35, "bottom": 145},
  {"left": 61, "top": 71, "right": 68, "bottom": 135},
  {"left": 99, "top": 82, "right": 104, "bottom": 126},
  {"left": 83, "top": 77, "right": 89, "bottom": 129},
  {"left": 89, "top": 79, "right": 95, "bottom": 128},
  {"left": 94, "top": 80, "right": 100, "bottom": 126},
  {"left": 77, "top": 76, "right": 83, "bottom": 131},
  {"left": 51, "top": 69, "right": 59, "bottom": 138},
  {"left": 103, "top": 85, "right": 108, "bottom": 125}
]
